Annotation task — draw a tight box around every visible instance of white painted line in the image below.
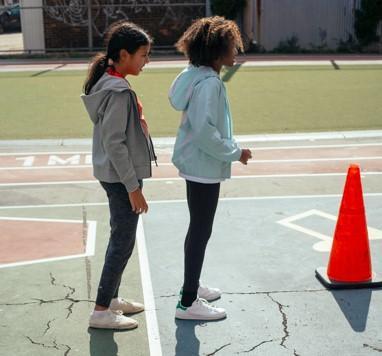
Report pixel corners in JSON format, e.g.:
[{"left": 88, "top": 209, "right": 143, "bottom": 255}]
[
  {"left": 0, "top": 216, "right": 87, "bottom": 223},
  {"left": 0, "top": 151, "right": 91, "bottom": 156},
  {"left": 152, "top": 156, "right": 382, "bottom": 167},
  {"left": 86, "top": 221, "right": 97, "bottom": 256},
  {"left": 2, "top": 155, "right": 382, "bottom": 170},
  {"left": 0, "top": 193, "right": 381, "bottom": 210},
  {"left": 0, "top": 165, "right": 92, "bottom": 170},
  {"left": 1, "top": 140, "right": 382, "bottom": 156},
  {"left": 0, "top": 180, "right": 96, "bottom": 187},
  {"left": 250, "top": 142, "right": 382, "bottom": 150},
  {"left": 242, "top": 60, "right": 332, "bottom": 66},
  {"left": 336, "top": 60, "right": 382, "bottom": 65},
  {"left": 0, "top": 218, "right": 97, "bottom": 269},
  {"left": 136, "top": 217, "right": 163, "bottom": 356},
  {"left": 277, "top": 209, "right": 382, "bottom": 252},
  {"left": 0, "top": 202, "right": 108, "bottom": 209},
  {"left": 0, "top": 171, "right": 382, "bottom": 187},
  {"left": 0, "top": 253, "right": 92, "bottom": 269},
  {"left": 1, "top": 60, "right": 381, "bottom": 73}
]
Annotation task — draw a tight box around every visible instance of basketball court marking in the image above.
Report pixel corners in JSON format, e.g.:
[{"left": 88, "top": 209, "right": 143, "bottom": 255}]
[
  {"left": 1, "top": 193, "right": 382, "bottom": 210},
  {"left": 0, "top": 216, "right": 96, "bottom": 269},
  {"left": 1, "top": 171, "right": 382, "bottom": 188},
  {"left": 277, "top": 209, "right": 382, "bottom": 252},
  {"left": 137, "top": 218, "right": 163, "bottom": 356},
  {"left": 1, "top": 194, "right": 381, "bottom": 355}
]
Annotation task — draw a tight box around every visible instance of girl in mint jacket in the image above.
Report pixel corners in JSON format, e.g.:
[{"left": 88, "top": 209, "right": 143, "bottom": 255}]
[{"left": 169, "top": 16, "right": 252, "bottom": 321}]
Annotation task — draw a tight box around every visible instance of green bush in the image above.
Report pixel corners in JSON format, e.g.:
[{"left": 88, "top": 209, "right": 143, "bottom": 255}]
[
  {"left": 210, "top": 0, "right": 247, "bottom": 19},
  {"left": 273, "top": 35, "right": 301, "bottom": 53}
]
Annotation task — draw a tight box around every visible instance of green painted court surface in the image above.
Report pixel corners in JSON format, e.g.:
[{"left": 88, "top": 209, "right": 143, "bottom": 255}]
[{"left": 0, "top": 65, "right": 381, "bottom": 140}]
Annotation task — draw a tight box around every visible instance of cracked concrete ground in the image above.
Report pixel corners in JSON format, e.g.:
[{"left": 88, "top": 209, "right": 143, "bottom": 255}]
[
  {"left": 0, "top": 205, "right": 150, "bottom": 356},
  {"left": 143, "top": 197, "right": 382, "bottom": 356},
  {"left": 0, "top": 138, "right": 381, "bottom": 355}
]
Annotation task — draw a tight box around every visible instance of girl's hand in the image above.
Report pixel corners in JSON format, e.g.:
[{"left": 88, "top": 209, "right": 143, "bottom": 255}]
[
  {"left": 128, "top": 188, "right": 148, "bottom": 214},
  {"left": 239, "top": 149, "right": 252, "bottom": 165}
]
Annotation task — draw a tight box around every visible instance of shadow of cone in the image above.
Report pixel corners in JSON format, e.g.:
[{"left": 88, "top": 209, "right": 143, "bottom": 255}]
[{"left": 315, "top": 164, "right": 382, "bottom": 289}]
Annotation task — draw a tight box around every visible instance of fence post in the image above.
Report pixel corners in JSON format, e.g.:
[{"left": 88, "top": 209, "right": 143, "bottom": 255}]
[
  {"left": 87, "top": 0, "right": 93, "bottom": 51},
  {"left": 206, "top": 0, "right": 211, "bottom": 16}
]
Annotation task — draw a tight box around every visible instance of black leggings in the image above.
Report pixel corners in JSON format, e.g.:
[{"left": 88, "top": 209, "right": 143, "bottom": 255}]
[{"left": 181, "top": 180, "right": 220, "bottom": 306}]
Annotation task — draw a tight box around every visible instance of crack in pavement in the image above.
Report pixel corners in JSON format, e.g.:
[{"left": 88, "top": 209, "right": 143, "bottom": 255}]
[
  {"left": 158, "top": 288, "right": 326, "bottom": 299},
  {"left": 237, "top": 339, "right": 274, "bottom": 353},
  {"left": 206, "top": 343, "right": 231, "bottom": 356},
  {"left": 26, "top": 336, "right": 72, "bottom": 355},
  {"left": 266, "top": 293, "right": 289, "bottom": 349},
  {"left": 0, "top": 297, "right": 93, "bottom": 306},
  {"left": 224, "top": 288, "right": 326, "bottom": 296},
  {"left": 65, "top": 302, "right": 74, "bottom": 319},
  {"left": 364, "top": 343, "right": 382, "bottom": 352},
  {"left": 42, "top": 318, "right": 55, "bottom": 336},
  {"left": 294, "top": 349, "right": 301, "bottom": 355},
  {"left": 158, "top": 294, "right": 178, "bottom": 298}
]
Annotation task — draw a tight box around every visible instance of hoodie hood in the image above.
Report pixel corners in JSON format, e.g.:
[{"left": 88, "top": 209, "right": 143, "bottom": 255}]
[
  {"left": 168, "top": 65, "right": 219, "bottom": 111},
  {"left": 81, "top": 73, "right": 131, "bottom": 124}
]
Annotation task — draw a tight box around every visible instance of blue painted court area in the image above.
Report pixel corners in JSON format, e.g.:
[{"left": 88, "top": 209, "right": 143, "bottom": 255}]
[{"left": 142, "top": 195, "right": 382, "bottom": 356}]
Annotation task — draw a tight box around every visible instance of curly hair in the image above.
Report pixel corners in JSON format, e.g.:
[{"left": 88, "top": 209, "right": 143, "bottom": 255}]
[{"left": 176, "top": 16, "right": 243, "bottom": 67}]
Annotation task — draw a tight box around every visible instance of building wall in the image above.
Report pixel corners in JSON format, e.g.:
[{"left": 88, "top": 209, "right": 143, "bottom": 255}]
[
  {"left": 42, "top": 0, "right": 206, "bottom": 51},
  {"left": 254, "top": 0, "right": 361, "bottom": 51},
  {"left": 20, "top": 0, "right": 45, "bottom": 53}
]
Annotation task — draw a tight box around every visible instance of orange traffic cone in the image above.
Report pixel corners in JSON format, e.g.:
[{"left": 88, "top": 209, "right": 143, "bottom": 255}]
[{"left": 315, "top": 164, "right": 382, "bottom": 289}]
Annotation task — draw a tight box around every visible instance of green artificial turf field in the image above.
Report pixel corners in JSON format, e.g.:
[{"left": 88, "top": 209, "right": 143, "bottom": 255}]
[{"left": 0, "top": 65, "right": 381, "bottom": 139}]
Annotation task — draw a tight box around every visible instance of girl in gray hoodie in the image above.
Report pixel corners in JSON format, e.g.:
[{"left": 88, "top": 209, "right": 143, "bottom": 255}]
[{"left": 82, "top": 21, "right": 156, "bottom": 330}]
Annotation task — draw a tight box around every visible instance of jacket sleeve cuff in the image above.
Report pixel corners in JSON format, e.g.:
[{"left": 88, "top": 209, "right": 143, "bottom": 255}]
[{"left": 123, "top": 179, "right": 140, "bottom": 193}]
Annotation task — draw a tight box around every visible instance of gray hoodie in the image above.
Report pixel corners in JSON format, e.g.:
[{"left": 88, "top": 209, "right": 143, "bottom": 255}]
[{"left": 81, "top": 73, "right": 155, "bottom": 192}]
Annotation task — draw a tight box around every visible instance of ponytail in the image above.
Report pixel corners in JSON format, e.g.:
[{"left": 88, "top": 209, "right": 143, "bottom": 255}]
[{"left": 83, "top": 53, "right": 109, "bottom": 95}]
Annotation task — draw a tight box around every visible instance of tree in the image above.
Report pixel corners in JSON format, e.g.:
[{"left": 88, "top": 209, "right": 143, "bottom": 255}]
[
  {"left": 354, "top": 0, "right": 382, "bottom": 46},
  {"left": 210, "top": 0, "right": 247, "bottom": 20}
]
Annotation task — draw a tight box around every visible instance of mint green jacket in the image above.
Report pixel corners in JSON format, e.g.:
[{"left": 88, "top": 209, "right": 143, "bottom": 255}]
[{"left": 169, "top": 65, "right": 241, "bottom": 179}]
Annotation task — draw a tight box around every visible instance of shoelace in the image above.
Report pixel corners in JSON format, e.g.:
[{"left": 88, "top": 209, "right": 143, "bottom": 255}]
[
  {"left": 110, "top": 309, "right": 124, "bottom": 320},
  {"left": 196, "top": 298, "right": 217, "bottom": 311}
]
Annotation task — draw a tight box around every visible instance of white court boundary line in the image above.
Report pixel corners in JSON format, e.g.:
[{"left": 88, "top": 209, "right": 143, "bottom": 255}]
[
  {"left": 276, "top": 209, "right": 382, "bottom": 252},
  {"left": 0, "top": 217, "right": 96, "bottom": 269},
  {"left": 1, "top": 171, "right": 382, "bottom": 187},
  {"left": 1, "top": 193, "right": 382, "bottom": 210},
  {"left": 1, "top": 141, "right": 382, "bottom": 157},
  {"left": 137, "top": 218, "right": 163, "bottom": 356}
]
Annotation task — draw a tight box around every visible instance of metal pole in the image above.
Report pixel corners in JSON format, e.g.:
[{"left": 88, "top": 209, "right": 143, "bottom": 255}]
[
  {"left": 206, "top": 0, "right": 211, "bottom": 16},
  {"left": 88, "top": 0, "right": 93, "bottom": 51}
]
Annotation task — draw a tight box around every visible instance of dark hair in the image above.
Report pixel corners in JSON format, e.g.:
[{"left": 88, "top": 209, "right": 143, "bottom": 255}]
[
  {"left": 175, "top": 16, "right": 243, "bottom": 67},
  {"left": 83, "top": 21, "right": 151, "bottom": 95}
]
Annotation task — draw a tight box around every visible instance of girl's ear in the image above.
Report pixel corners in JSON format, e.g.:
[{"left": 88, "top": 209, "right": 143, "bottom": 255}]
[{"left": 119, "top": 49, "right": 130, "bottom": 62}]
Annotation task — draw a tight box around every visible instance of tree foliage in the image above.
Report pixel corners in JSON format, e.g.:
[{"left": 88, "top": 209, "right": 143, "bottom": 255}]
[
  {"left": 354, "top": 0, "right": 382, "bottom": 46},
  {"left": 210, "top": 0, "right": 247, "bottom": 20}
]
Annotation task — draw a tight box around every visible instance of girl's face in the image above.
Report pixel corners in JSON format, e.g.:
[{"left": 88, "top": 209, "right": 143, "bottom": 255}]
[{"left": 119, "top": 44, "right": 151, "bottom": 76}]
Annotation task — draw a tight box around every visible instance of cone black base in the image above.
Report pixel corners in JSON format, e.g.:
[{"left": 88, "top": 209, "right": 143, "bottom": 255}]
[{"left": 315, "top": 267, "right": 382, "bottom": 289}]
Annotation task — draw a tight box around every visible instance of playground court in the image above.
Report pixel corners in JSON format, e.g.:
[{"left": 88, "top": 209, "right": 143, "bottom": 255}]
[{"left": 0, "top": 132, "right": 382, "bottom": 356}]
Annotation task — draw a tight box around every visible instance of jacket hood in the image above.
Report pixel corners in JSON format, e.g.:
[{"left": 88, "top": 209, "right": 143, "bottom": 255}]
[
  {"left": 81, "top": 73, "right": 131, "bottom": 124},
  {"left": 168, "top": 65, "right": 219, "bottom": 111}
]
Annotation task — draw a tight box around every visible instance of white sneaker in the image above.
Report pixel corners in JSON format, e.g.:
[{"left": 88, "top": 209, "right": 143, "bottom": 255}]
[
  {"left": 198, "top": 283, "right": 222, "bottom": 302},
  {"left": 109, "top": 297, "right": 144, "bottom": 314},
  {"left": 175, "top": 298, "right": 226, "bottom": 321},
  {"left": 89, "top": 309, "right": 138, "bottom": 330}
]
